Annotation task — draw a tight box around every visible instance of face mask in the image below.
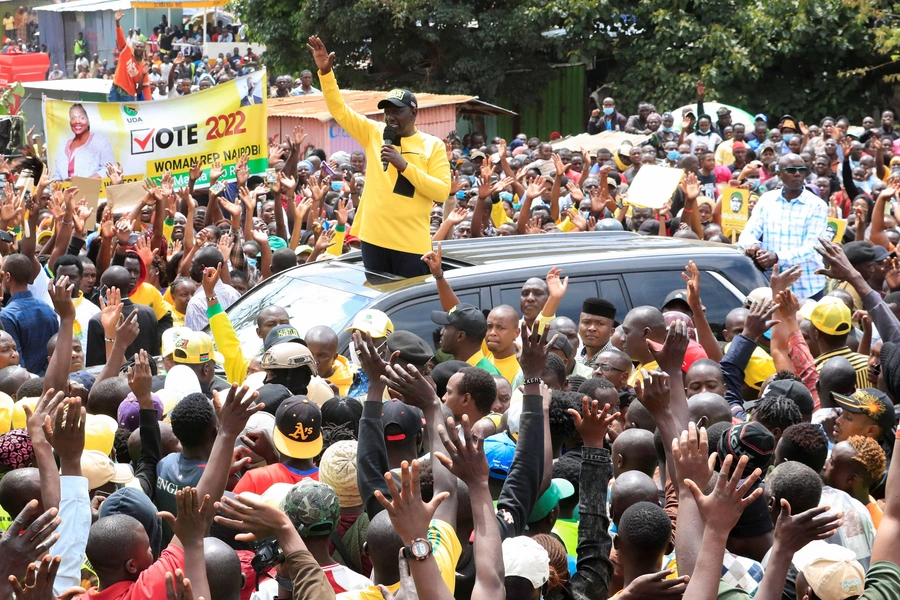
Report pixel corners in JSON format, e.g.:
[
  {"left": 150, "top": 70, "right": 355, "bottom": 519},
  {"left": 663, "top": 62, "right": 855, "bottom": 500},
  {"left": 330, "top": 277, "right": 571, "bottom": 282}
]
[
  {"left": 603, "top": 107, "right": 615, "bottom": 115},
  {"left": 246, "top": 257, "right": 257, "bottom": 267},
  {"left": 699, "top": 127, "right": 710, "bottom": 134},
  {"left": 667, "top": 150, "right": 680, "bottom": 161},
  {"left": 331, "top": 181, "right": 343, "bottom": 192},
  {"left": 499, "top": 191, "right": 514, "bottom": 203},
  {"left": 456, "top": 190, "right": 466, "bottom": 200},
  {"left": 661, "top": 126, "right": 674, "bottom": 133},
  {"left": 783, "top": 134, "right": 794, "bottom": 143}
]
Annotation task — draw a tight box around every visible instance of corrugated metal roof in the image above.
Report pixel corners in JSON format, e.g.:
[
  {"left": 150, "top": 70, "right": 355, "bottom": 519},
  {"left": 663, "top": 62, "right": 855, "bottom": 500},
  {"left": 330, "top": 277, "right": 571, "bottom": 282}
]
[
  {"left": 268, "top": 89, "right": 515, "bottom": 121},
  {"left": 34, "top": 0, "right": 132, "bottom": 13}
]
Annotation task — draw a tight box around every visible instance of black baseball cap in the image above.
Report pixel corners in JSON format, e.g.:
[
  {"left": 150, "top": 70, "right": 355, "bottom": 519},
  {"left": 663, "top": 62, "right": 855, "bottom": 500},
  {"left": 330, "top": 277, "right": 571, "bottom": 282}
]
[
  {"left": 430, "top": 360, "right": 468, "bottom": 398},
  {"left": 431, "top": 303, "right": 488, "bottom": 339},
  {"left": 386, "top": 330, "right": 434, "bottom": 367},
  {"left": 662, "top": 289, "right": 691, "bottom": 311},
  {"left": 264, "top": 325, "right": 304, "bottom": 351},
  {"left": 833, "top": 388, "right": 896, "bottom": 439},
  {"left": 843, "top": 241, "right": 879, "bottom": 265},
  {"left": 377, "top": 89, "right": 418, "bottom": 110},
  {"left": 381, "top": 400, "right": 423, "bottom": 442},
  {"left": 760, "top": 380, "right": 815, "bottom": 415},
  {"left": 273, "top": 396, "right": 323, "bottom": 459}
]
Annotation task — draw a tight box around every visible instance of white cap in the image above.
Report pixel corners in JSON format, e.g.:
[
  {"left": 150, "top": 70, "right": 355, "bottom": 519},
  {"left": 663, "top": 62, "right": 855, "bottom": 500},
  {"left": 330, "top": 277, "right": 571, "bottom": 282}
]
[
  {"left": 507, "top": 401, "right": 522, "bottom": 437},
  {"left": 164, "top": 365, "right": 202, "bottom": 401},
  {"left": 80, "top": 450, "right": 134, "bottom": 490},
  {"left": 502, "top": 536, "right": 549, "bottom": 589},
  {"left": 792, "top": 540, "right": 865, "bottom": 600}
]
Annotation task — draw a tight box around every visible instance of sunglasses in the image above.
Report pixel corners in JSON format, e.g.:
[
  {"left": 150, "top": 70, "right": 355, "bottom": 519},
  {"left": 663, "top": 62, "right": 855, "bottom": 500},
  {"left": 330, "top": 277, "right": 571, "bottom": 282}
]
[
  {"left": 780, "top": 166, "right": 809, "bottom": 175},
  {"left": 599, "top": 362, "right": 630, "bottom": 374}
]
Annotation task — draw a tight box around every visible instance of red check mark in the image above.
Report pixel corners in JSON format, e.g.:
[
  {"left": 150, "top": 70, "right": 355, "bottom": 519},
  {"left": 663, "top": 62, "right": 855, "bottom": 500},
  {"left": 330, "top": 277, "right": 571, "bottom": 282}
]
[{"left": 133, "top": 129, "right": 155, "bottom": 150}]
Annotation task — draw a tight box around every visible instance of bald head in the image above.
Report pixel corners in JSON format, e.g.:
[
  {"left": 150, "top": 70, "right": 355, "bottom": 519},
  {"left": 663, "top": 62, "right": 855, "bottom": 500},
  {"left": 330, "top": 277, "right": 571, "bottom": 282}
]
[
  {"left": 85, "top": 515, "right": 149, "bottom": 579},
  {"left": 490, "top": 304, "right": 519, "bottom": 323},
  {"left": 610, "top": 471, "right": 659, "bottom": 525},
  {"left": 0, "top": 467, "right": 41, "bottom": 516},
  {"left": 100, "top": 266, "right": 131, "bottom": 294},
  {"left": 685, "top": 359, "right": 725, "bottom": 398},
  {"left": 0, "top": 366, "right": 29, "bottom": 397},
  {"left": 818, "top": 357, "right": 857, "bottom": 409},
  {"left": 612, "top": 428, "right": 658, "bottom": 478},
  {"left": 204, "top": 537, "right": 243, "bottom": 600},
  {"left": 366, "top": 510, "right": 404, "bottom": 582},
  {"left": 688, "top": 392, "right": 732, "bottom": 427},
  {"left": 625, "top": 400, "right": 656, "bottom": 432}
]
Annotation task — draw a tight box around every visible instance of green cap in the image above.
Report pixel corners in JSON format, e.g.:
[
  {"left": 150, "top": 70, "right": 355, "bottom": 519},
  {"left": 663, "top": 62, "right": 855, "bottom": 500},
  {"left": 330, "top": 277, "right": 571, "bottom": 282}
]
[
  {"left": 280, "top": 479, "right": 341, "bottom": 537},
  {"left": 528, "top": 478, "right": 575, "bottom": 523}
]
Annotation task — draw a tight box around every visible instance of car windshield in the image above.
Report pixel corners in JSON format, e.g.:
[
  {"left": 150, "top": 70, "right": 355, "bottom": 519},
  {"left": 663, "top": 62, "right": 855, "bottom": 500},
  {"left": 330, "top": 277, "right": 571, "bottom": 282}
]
[{"left": 224, "top": 272, "right": 371, "bottom": 355}]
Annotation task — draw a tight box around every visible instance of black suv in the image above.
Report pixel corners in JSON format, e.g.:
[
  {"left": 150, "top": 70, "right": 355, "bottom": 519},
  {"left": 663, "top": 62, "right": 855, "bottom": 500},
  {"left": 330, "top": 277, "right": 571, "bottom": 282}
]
[{"left": 222, "top": 232, "right": 768, "bottom": 354}]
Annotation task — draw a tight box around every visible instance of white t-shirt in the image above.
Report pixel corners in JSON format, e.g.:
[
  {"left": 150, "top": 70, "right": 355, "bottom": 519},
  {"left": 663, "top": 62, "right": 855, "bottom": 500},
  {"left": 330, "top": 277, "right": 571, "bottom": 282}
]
[
  {"left": 29, "top": 265, "right": 53, "bottom": 308},
  {"left": 251, "top": 563, "right": 371, "bottom": 598}
]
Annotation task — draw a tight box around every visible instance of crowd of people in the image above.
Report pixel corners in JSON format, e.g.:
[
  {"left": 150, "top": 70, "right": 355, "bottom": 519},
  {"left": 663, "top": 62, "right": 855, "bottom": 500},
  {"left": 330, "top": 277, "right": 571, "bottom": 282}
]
[{"left": 3, "top": 29, "right": 900, "bottom": 600}]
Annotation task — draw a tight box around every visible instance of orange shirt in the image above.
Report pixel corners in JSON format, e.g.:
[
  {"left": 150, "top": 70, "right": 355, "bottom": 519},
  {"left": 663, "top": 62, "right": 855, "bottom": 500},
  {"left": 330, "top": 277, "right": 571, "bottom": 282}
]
[
  {"left": 868, "top": 496, "right": 883, "bottom": 529},
  {"left": 112, "top": 25, "right": 150, "bottom": 100}
]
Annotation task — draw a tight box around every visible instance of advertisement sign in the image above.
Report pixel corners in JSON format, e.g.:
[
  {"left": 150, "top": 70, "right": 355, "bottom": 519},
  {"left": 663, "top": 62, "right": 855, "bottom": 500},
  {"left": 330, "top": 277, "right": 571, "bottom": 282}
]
[
  {"left": 43, "top": 70, "right": 267, "bottom": 197},
  {"left": 721, "top": 187, "right": 749, "bottom": 236}
]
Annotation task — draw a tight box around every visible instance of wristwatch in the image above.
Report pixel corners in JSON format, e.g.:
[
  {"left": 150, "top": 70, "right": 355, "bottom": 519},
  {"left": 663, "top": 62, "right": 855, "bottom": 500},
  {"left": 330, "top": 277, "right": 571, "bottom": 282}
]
[{"left": 401, "top": 538, "right": 431, "bottom": 561}]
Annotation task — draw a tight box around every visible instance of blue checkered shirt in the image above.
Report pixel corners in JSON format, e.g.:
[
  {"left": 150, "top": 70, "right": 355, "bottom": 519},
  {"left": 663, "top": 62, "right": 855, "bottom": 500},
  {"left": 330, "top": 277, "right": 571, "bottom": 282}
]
[{"left": 738, "top": 188, "right": 828, "bottom": 300}]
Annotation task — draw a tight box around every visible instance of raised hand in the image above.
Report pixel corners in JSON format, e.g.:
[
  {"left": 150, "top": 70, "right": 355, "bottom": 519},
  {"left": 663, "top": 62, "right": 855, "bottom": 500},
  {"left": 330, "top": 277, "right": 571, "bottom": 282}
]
[
  {"left": 741, "top": 298, "right": 781, "bottom": 341},
  {"left": 681, "top": 171, "right": 700, "bottom": 201},
  {"left": 375, "top": 459, "right": 449, "bottom": 544},
  {"left": 445, "top": 206, "right": 467, "bottom": 226},
  {"left": 671, "top": 422, "right": 716, "bottom": 491},
  {"left": 157, "top": 487, "right": 211, "bottom": 546},
  {"left": 352, "top": 330, "right": 397, "bottom": 384},
  {"left": 189, "top": 160, "right": 202, "bottom": 182},
  {"left": 421, "top": 243, "right": 443, "bottom": 277},
  {"left": 567, "top": 396, "right": 619, "bottom": 448},
  {"left": 769, "top": 263, "right": 802, "bottom": 297},
  {"left": 201, "top": 264, "right": 221, "bottom": 299},
  {"left": 306, "top": 36, "right": 335, "bottom": 74},
  {"left": 314, "top": 227, "right": 336, "bottom": 252},
  {"left": 214, "top": 493, "right": 294, "bottom": 543},
  {"left": 217, "top": 233, "right": 234, "bottom": 259},
  {"left": 209, "top": 160, "right": 224, "bottom": 185},
  {"left": 43, "top": 397, "right": 86, "bottom": 462},
  {"left": 545, "top": 266, "right": 568, "bottom": 301},
  {"left": 681, "top": 261, "right": 702, "bottom": 312},
  {"left": 380, "top": 363, "right": 437, "bottom": 408},
  {"left": 434, "top": 414, "right": 488, "bottom": 485},
  {"left": 9, "top": 555, "right": 77, "bottom": 600},
  {"left": 0, "top": 501, "right": 62, "bottom": 583},
  {"left": 165, "top": 569, "right": 200, "bottom": 600},
  {"left": 649, "top": 319, "right": 690, "bottom": 374},
  {"left": 635, "top": 369, "right": 671, "bottom": 415},
  {"left": 214, "top": 384, "right": 262, "bottom": 438},
  {"left": 116, "top": 311, "right": 141, "bottom": 349},
  {"left": 685, "top": 454, "right": 763, "bottom": 532},
  {"left": 619, "top": 570, "right": 690, "bottom": 600},
  {"left": 218, "top": 196, "right": 243, "bottom": 217},
  {"left": 133, "top": 235, "right": 159, "bottom": 267},
  {"left": 127, "top": 349, "right": 154, "bottom": 401},
  {"left": 48, "top": 275, "right": 75, "bottom": 321},
  {"left": 99, "top": 287, "right": 123, "bottom": 333},
  {"left": 519, "top": 322, "right": 557, "bottom": 380},
  {"left": 335, "top": 198, "right": 351, "bottom": 227},
  {"left": 773, "top": 501, "right": 842, "bottom": 556}
]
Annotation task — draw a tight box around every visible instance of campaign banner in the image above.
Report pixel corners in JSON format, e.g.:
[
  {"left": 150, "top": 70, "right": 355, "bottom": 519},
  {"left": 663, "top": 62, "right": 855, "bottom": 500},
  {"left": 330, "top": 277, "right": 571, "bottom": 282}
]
[
  {"left": 825, "top": 217, "right": 847, "bottom": 244},
  {"left": 721, "top": 187, "right": 749, "bottom": 236},
  {"left": 42, "top": 70, "right": 268, "bottom": 198}
]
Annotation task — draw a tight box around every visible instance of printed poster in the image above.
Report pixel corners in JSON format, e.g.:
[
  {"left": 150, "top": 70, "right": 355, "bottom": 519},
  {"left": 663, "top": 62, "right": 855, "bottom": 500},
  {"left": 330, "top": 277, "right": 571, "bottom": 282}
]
[
  {"left": 825, "top": 218, "right": 847, "bottom": 244},
  {"left": 721, "top": 187, "right": 749, "bottom": 236},
  {"left": 42, "top": 70, "right": 268, "bottom": 198}
]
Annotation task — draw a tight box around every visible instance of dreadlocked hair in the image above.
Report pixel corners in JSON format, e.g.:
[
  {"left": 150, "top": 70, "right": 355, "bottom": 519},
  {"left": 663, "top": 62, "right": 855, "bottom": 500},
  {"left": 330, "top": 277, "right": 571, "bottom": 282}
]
[
  {"left": 772, "top": 370, "right": 802, "bottom": 383},
  {"left": 752, "top": 395, "right": 801, "bottom": 432},
  {"left": 532, "top": 533, "right": 570, "bottom": 591},
  {"left": 847, "top": 435, "right": 887, "bottom": 482},
  {"left": 316, "top": 423, "right": 357, "bottom": 464}
]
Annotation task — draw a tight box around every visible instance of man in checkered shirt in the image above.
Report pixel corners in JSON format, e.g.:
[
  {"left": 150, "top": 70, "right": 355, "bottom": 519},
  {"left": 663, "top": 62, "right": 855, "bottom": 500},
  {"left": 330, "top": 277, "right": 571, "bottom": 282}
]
[{"left": 738, "top": 153, "right": 829, "bottom": 300}]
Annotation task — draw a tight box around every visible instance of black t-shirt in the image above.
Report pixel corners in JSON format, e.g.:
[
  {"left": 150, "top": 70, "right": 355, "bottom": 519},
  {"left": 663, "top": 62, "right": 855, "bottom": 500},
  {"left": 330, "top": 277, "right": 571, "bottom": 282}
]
[
  {"left": 159, "top": 33, "right": 174, "bottom": 52},
  {"left": 698, "top": 171, "right": 717, "bottom": 198}
]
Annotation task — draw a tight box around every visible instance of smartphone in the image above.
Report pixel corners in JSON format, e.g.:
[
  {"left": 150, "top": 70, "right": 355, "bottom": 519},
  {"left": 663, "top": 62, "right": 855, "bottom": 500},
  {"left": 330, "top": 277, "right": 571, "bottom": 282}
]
[
  {"left": 265, "top": 168, "right": 278, "bottom": 184},
  {"left": 210, "top": 181, "right": 225, "bottom": 195},
  {"left": 322, "top": 162, "right": 336, "bottom": 176}
]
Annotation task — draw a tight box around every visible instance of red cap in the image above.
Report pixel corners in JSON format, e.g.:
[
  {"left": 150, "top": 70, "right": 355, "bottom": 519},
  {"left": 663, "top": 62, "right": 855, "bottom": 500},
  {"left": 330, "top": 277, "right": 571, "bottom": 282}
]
[{"left": 732, "top": 141, "right": 747, "bottom": 150}]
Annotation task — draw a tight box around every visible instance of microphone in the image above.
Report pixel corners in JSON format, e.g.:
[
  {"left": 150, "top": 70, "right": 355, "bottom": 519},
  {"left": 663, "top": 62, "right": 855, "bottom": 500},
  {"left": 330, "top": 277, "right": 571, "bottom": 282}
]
[{"left": 382, "top": 125, "right": 396, "bottom": 172}]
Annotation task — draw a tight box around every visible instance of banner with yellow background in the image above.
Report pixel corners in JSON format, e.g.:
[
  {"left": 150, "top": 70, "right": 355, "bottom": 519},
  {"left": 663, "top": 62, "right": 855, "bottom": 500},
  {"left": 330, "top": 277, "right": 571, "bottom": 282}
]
[{"left": 42, "top": 70, "right": 267, "bottom": 198}]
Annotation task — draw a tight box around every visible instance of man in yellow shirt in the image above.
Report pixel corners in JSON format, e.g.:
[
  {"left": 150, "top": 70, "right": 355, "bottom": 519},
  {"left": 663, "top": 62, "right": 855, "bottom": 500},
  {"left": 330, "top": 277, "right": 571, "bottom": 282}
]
[
  {"left": 622, "top": 306, "right": 667, "bottom": 387},
  {"left": 306, "top": 325, "right": 357, "bottom": 396},
  {"left": 309, "top": 36, "right": 451, "bottom": 277},
  {"left": 485, "top": 304, "right": 523, "bottom": 386}
]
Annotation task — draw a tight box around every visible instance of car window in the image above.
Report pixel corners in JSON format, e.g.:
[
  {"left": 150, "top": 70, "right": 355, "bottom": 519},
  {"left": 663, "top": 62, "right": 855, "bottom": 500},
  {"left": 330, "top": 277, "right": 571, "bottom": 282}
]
[
  {"left": 623, "top": 270, "right": 740, "bottom": 336},
  {"left": 497, "top": 280, "right": 599, "bottom": 323},
  {"left": 387, "top": 291, "right": 480, "bottom": 350},
  {"left": 224, "top": 274, "right": 371, "bottom": 354},
  {"left": 599, "top": 278, "right": 628, "bottom": 322}
]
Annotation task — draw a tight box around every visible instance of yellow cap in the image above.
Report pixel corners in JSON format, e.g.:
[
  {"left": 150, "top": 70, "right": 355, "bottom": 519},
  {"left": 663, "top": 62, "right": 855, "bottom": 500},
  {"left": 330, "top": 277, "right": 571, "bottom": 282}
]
[
  {"left": 0, "top": 392, "right": 14, "bottom": 434},
  {"left": 161, "top": 326, "right": 193, "bottom": 358},
  {"left": 84, "top": 413, "right": 118, "bottom": 456},
  {"left": 799, "top": 297, "right": 851, "bottom": 336},
  {"left": 11, "top": 397, "right": 37, "bottom": 430},
  {"left": 344, "top": 310, "right": 394, "bottom": 338},
  {"left": 723, "top": 344, "right": 776, "bottom": 390},
  {"left": 171, "top": 330, "right": 225, "bottom": 365}
]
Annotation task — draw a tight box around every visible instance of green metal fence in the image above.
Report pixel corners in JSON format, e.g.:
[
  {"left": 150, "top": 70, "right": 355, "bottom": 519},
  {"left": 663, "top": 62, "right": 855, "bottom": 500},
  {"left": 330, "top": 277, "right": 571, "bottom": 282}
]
[{"left": 496, "top": 64, "right": 586, "bottom": 140}]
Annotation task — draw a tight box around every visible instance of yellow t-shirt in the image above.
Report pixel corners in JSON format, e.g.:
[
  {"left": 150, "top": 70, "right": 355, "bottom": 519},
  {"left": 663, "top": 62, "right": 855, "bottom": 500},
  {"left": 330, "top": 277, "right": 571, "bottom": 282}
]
[
  {"left": 3, "top": 17, "right": 13, "bottom": 30},
  {"left": 337, "top": 519, "right": 461, "bottom": 599},
  {"left": 130, "top": 282, "right": 172, "bottom": 321},
  {"left": 490, "top": 353, "right": 522, "bottom": 386}
]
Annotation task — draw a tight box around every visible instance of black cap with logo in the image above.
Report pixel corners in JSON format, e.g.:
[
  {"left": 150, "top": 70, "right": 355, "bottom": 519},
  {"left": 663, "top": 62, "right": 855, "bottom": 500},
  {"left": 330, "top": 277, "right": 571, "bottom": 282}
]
[{"left": 378, "top": 89, "right": 418, "bottom": 110}]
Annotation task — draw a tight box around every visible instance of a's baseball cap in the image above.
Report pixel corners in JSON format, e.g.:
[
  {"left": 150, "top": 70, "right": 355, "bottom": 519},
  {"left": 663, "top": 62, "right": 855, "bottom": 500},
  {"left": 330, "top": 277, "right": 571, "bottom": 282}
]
[
  {"left": 85, "top": 413, "right": 118, "bottom": 456},
  {"left": 264, "top": 325, "right": 304, "bottom": 351},
  {"left": 792, "top": 540, "right": 864, "bottom": 600},
  {"left": 273, "top": 396, "right": 323, "bottom": 459},
  {"left": 386, "top": 330, "right": 434, "bottom": 367},
  {"left": 381, "top": 399, "right": 423, "bottom": 442},
  {"left": 377, "top": 89, "right": 417, "bottom": 110},
  {"left": 318, "top": 440, "right": 361, "bottom": 508},
  {"left": 842, "top": 241, "right": 879, "bottom": 265},
  {"left": 718, "top": 421, "right": 775, "bottom": 472},
  {"left": 161, "top": 326, "right": 192, "bottom": 357},
  {"left": 759, "top": 380, "right": 815, "bottom": 415},
  {"left": 117, "top": 392, "right": 164, "bottom": 431},
  {"left": 502, "top": 537, "right": 549, "bottom": 590},
  {"left": 528, "top": 478, "right": 575, "bottom": 523},
  {"left": 754, "top": 113, "right": 768, "bottom": 123},
  {"left": 280, "top": 479, "right": 341, "bottom": 537},
  {"left": 799, "top": 297, "right": 852, "bottom": 336},
  {"left": 81, "top": 449, "right": 134, "bottom": 490},
  {"left": 345, "top": 310, "right": 394, "bottom": 338},
  {"left": 431, "top": 303, "right": 487, "bottom": 339},
  {"left": 260, "top": 342, "right": 318, "bottom": 375},
  {"left": 833, "top": 388, "right": 896, "bottom": 438},
  {"left": 171, "top": 330, "right": 224, "bottom": 365},
  {"left": 484, "top": 433, "right": 516, "bottom": 480}
]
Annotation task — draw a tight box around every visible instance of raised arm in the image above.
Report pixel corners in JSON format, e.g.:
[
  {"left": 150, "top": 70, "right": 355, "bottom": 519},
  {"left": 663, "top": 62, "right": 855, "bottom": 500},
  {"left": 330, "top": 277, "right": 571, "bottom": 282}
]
[
  {"left": 871, "top": 181, "right": 897, "bottom": 250},
  {"left": 43, "top": 276, "right": 76, "bottom": 396},
  {"left": 683, "top": 261, "right": 722, "bottom": 362},
  {"left": 421, "top": 244, "right": 460, "bottom": 311},
  {"left": 871, "top": 417, "right": 900, "bottom": 566}
]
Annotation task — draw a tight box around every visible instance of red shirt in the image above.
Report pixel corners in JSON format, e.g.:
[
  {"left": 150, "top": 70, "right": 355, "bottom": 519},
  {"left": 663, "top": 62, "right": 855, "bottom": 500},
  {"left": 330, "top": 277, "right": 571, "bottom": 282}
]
[
  {"left": 112, "top": 24, "right": 149, "bottom": 100},
  {"left": 232, "top": 463, "right": 319, "bottom": 495},
  {"left": 77, "top": 545, "right": 184, "bottom": 600}
]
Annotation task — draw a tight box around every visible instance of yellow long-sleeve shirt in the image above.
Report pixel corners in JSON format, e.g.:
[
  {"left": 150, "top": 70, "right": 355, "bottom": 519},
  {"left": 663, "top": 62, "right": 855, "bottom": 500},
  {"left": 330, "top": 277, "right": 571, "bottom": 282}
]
[
  {"left": 207, "top": 302, "right": 250, "bottom": 385},
  {"left": 319, "top": 70, "right": 451, "bottom": 254}
]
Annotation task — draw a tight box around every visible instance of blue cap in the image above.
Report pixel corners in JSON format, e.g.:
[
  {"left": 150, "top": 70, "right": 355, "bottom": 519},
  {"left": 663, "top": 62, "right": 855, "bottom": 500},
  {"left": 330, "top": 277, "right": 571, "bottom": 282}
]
[
  {"left": 754, "top": 113, "right": 768, "bottom": 123},
  {"left": 484, "top": 433, "right": 516, "bottom": 480}
]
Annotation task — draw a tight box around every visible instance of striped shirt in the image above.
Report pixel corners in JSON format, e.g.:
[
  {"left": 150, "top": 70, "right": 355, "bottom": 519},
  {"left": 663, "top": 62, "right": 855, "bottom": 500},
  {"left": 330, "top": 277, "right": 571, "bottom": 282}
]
[
  {"left": 738, "top": 188, "right": 828, "bottom": 300},
  {"left": 814, "top": 347, "right": 869, "bottom": 389}
]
